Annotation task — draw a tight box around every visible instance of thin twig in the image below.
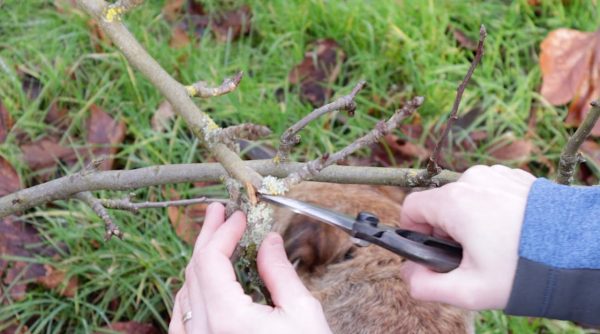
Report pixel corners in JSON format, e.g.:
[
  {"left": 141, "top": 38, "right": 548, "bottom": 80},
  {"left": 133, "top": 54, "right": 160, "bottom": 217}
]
[
  {"left": 284, "top": 96, "right": 424, "bottom": 186},
  {"left": 0, "top": 160, "right": 459, "bottom": 218},
  {"left": 100, "top": 195, "right": 229, "bottom": 213},
  {"left": 185, "top": 72, "right": 244, "bottom": 98},
  {"left": 556, "top": 100, "right": 600, "bottom": 185},
  {"left": 275, "top": 80, "right": 367, "bottom": 162},
  {"left": 75, "top": 191, "right": 123, "bottom": 240},
  {"left": 424, "top": 24, "right": 487, "bottom": 179},
  {"left": 217, "top": 123, "right": 272, "bottom": 149}
]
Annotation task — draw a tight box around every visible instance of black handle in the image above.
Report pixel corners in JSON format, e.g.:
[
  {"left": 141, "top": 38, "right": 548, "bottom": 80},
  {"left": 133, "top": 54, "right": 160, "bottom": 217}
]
[{"left": 353, "top": 212, "right": 462, "bottom": 273}]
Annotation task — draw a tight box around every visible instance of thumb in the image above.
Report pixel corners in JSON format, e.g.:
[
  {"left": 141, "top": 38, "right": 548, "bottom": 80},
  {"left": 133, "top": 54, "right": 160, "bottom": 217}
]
[
  {"left": 257, "top": 232, "right": 314, "bottom": 308},
  {"left": 401, "top": 261, "right": 477, "bottom": 310}
]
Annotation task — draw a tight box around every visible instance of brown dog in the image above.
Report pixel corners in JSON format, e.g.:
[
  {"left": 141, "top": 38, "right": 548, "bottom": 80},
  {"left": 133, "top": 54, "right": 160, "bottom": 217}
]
[{"left": 272, "top": 182, "right": 474, "bottom": 334}]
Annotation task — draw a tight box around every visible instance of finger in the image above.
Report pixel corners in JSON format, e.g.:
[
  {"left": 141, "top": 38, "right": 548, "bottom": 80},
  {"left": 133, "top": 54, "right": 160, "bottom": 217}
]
[
  {"left": 401, "top": 261, "right": 478, "bottom": 310},
  {"left": 257, "top": 232, "right": 314, "bottom": 309},
  {"left": 400, "top": 186, "right": 451, "bottom": 230},
  {"left": 194, "top": 202, "right": 226, "bottom": 251},
  {"left": 183, "top": 265, "right": 208, "bottom": 333},
  {"left": 205, "top": 211, "right": 246, "bottom": 255},
  {"left": 169, "top": 289, "right": 184, "bottom": 334},
  {"left": 195, "top": 211, "right": 250, "bottom": 312}
]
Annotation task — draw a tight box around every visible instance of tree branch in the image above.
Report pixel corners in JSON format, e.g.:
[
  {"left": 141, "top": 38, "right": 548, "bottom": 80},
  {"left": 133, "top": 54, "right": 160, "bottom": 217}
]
[
  {"left": 283, "top": 96, "right": 424, "bottom": 186},
  {"left": 423, "top": 24, "right": 487, "bottom": 181},
  {"left": 78, "top": 0, "right": 263, "bottom": 189},
  {"left": 275, "top": 80, "right": 366, "bottom": 162},
  {"left": 217, "top": 124, "right": 272, "bottom": 149},
  {"left": 75, "top": 191, "right": 123, "bottom": 240},
  {"left": 101, "top": 195, "right": 229, "bottom": 213},
  {"left": 103, "top": 0, "right": 144, "bottom": 22},
  {"left": 0, "top": 160, "right": 460, "bottom": 218},
  {"left": 556, "top": 100, "right": 600, "bottom": 185},
  {"left": 185, "top": 72, "right": 244, "bottom": 98}
]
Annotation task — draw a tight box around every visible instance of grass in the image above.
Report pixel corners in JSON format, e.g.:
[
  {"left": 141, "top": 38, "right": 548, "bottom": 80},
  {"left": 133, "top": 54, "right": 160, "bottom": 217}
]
[{"left": 0, "top": 0, "right": 599, "bottom": 332}]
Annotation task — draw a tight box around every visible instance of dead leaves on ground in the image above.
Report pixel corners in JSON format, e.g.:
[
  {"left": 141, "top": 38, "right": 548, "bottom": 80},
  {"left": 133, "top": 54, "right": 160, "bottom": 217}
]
[
  {"left": 540, "top": 28, "right": 600, "bottom": 136},
  {"left": 288, "top": 39, "right": 346, "bottom": 106},
  {"left": 165, "top": 1, "right": 252, "bottom": 48},
  {"left": 96, "top": 321, "right": 160, "bottom": 334}
]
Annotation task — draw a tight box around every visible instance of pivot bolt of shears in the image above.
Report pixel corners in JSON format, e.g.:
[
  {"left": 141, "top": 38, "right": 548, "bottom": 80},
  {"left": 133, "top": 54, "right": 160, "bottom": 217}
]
[{"left": 356, "top": 212, "right": 379, "bottom": 227}]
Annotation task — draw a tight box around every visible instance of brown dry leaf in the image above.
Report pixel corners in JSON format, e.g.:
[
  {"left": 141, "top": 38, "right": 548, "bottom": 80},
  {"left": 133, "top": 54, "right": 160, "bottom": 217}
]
[
  {"left": 170, "top": 25, "right": 191, "bottom": 48},
  {"left": 289, "top": 39, "right": 346, "bottom": 106},
  {"left": 36, "top": 264, "right": 78, "bottom": 298},
  {"left": 151, "top": 100, "right": 176, "bottom": 132},
  {"left": 86, "top": 104, "right": 126, "bottom": 170},
  {"left": 540, "top": 28, "right": 600, "bottom": 135},
  {"left": 20, "top": 137, "right": 78, "bottom": 171},
  {"left": 0, "top": 100, "right": 13, "bottom": 144},
  {"left": 488, "top": 137, "right": 533, "bottom": 162},
  {"left": 162, "top": 0, "right": 187, "bottom": 22},
  {"left": 87, "top": 18, "right": 112, "bottom": 52},
  {"left": 581, "top": 140, "right": 600, "bottom": 167},
  {"left": 0, "top": 157, "right": 20, "bottom": 197},
  {"left": 0, "top": 322, "right": 29, "bottom": 334},
  {"left": 0, "top": 217, "right": 53, "bottom": 303},
  {"left": 44, "top": 102, "right": 70, "bottom": 131},
  {"left": 450, "top": 26, "right": 477, "bottom": 50},
  {"left": 96, "top": 321, "right": 160, "bottom": 334},
  {"left": 210, "top": 5, "right": 252, "bottom": 42},
  {"left": 168, "top": 203, "right": 207, "bottom": 245}
]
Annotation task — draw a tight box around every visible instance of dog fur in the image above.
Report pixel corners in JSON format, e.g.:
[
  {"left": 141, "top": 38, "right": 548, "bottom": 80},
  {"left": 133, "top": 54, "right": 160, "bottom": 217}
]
[{"left": 272, "top": 182, "right": 474, "bottom": 334}]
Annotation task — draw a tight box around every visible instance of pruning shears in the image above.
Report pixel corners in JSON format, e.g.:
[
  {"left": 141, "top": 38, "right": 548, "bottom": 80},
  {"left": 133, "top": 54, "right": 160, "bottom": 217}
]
[{"left": 260, "top": 194, "right": 463, "bottom": 273}]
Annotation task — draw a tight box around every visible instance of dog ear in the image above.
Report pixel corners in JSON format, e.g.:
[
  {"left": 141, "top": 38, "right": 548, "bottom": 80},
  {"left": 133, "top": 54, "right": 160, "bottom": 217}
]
[{"left": 280, "top": 213, "right": 354, "bottom": 274}]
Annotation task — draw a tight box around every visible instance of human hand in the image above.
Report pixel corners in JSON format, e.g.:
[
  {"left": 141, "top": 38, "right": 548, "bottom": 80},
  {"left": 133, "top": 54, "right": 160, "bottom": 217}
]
[
  {"left": 400, "top": 165, "right": 536, "bottom": 310},
  {"left": 169, "top": 202, "right": 332, "bottom": 334}
]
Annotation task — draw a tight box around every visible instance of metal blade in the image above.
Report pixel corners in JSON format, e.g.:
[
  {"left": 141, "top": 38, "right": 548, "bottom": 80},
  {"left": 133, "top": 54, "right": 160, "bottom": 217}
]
[{"left": 260, "top": 194, "right": 355, "bottom": 234}]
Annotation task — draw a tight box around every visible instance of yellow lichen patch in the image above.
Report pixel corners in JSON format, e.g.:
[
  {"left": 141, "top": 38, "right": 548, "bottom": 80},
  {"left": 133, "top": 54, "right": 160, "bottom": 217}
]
[
  {"left": 259, "top": 176, "right": 288, "bottom": 195},
  {"left": 185, "top": 85, "right": 197, "bottom": 97},
  {"left": 103, "top": 6, "right": 125, "bottom": 22}
]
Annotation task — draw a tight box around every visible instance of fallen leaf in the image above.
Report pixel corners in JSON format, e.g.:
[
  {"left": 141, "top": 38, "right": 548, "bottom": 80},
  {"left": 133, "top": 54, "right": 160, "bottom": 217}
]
[
  {"left": 210, "top": 5, "right": 252, "bottom": 43},
  {"left": 0, "top": 217, "right": 54, "bottom": 303},
  {"left": 0, "top": 156, "right": 20, "bottom": 197},
  {"left": 20, "top": 137, "right": 78, "bottom": 171},
  {"left": 44, "top": 102, "right": 70, "bottom": 131},
  {"left": 0, "top": 322, "right": 29, "bottom": 334},
  {"left": 87, "top": 18, "right": 112, "bottom": 52},
  {"left": 96, "top": 321, "right": 160, "bottom": 334},
  {"left": 168, "top": 4, "right": 251, "bottom": 47},
  {"left": 168, "top": 204, "right": 207, "bottom": 245},
  {"left": 54, "top": 0, "right": 78, "bottom": 13},
  {"left": 162, "top": 0, "right": 187, "bottom": 22},
  {"left": 540, "top": 28, "right": 600, "bottom": 135},
  {"left": 488, "top": 137, "right": 533, "bottom": 162},
  {"left": 288, "top": 39, "right": 346, "bottom": 106},
  {"left": 450, "top": 26, "right": 477, "bottom": 50},
  {"left": 86, "top": 104, "right": 126, "bottom": 170},
  {"left": 36, "top": 264, "right": 78, "bottom": 298},
  {"left": 581, "top": 140, "right": 600, "bottom": 167},
  {"left": 0, "top": 100, "right": 13, "bottom": 144},
  {"left": 151, "top": 100, "right": 175, "bottom": 132}
]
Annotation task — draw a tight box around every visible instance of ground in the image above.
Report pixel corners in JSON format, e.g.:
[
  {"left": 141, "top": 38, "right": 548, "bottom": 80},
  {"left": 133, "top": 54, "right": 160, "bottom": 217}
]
[{"left": 0, "top": 0, "right": 598, "bottom": 333}]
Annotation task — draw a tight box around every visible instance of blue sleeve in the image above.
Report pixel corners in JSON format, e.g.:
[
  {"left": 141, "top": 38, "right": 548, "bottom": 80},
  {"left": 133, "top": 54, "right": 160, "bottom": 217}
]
[{"left": 504, "top": 178, "right": 600, "bottom": 324}]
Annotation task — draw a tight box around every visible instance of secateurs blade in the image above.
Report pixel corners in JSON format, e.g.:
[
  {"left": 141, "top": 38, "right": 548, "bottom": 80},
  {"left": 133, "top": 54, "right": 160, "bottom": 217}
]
[{"left": 260, "top": 194, "right": 462, "bottom": 273}]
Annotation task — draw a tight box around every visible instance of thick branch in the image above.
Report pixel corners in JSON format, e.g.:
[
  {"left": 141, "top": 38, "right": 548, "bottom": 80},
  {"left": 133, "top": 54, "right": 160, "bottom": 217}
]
[
  {"left": 276, "top": 80, "right": 367, "bottom": 162},
  {"left": 424, "top": 24, "right": 487, "bottom": 179},
  {"left": 284, "top": 96, "right": 424, "bottom": 186},
  {"left": 0, "top": 161, "right": 459, "bottom": 218},
  {"left": 103, "top": 0, "right": 144, "bottom": 22},
  {"left": 75, "top": 191, "right": 123, "bottom": 240},
  {"left": 556, "top": 100, "right": 600, "bottom": 185},
  {"left": 101, "top": 195, "right": 229, "bottom": 213},
  {"left": 78, "top": 0, "right": 262, "bottom": 189},
  {"left": 185, "top": 72, "right": 243, "bottom": 98}
]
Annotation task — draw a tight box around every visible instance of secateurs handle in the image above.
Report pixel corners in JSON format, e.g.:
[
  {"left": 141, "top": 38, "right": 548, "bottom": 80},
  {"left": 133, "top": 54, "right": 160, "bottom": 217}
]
[{"left": 353, "top": 212, "right": 463, "bottom": 273}]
